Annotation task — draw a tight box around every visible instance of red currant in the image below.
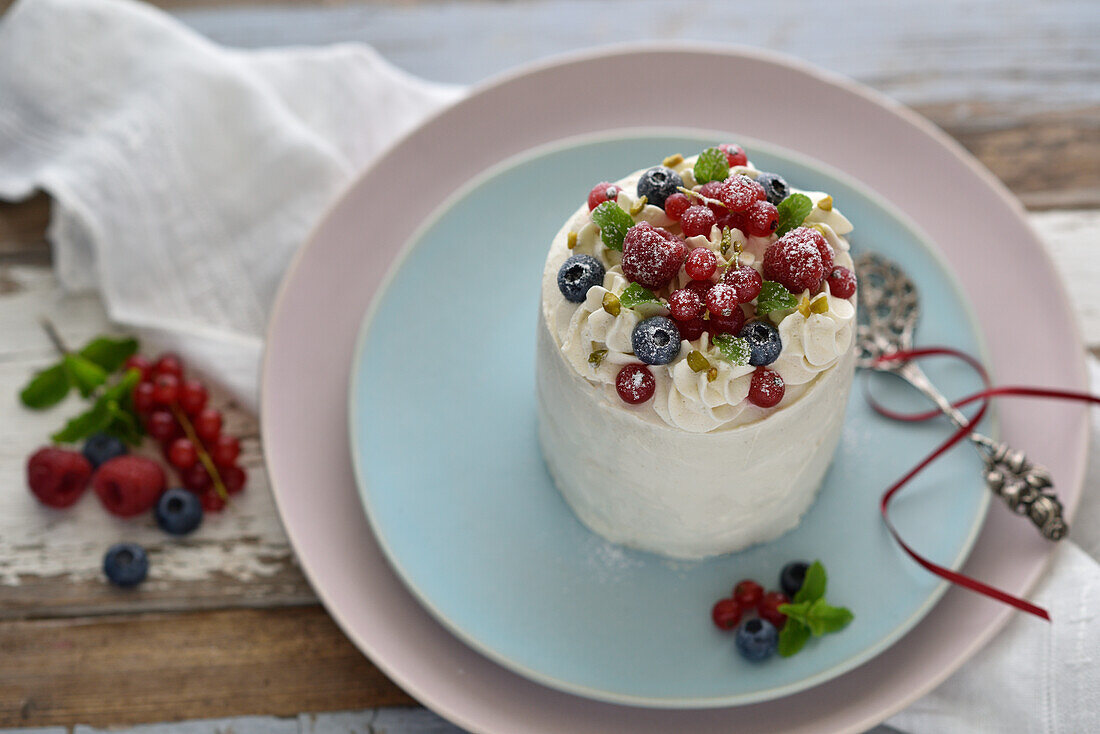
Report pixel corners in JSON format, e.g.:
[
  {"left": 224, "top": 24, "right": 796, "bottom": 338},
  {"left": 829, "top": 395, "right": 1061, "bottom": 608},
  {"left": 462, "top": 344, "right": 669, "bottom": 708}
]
[
  {"left": 715, "top": 209, "right": 748, "bottom": 234},
  {"left": 668, "top": 288, "right": 704, "bottom": 321},
  {"left": 758, "top": 590, "right": 790, "bottom": 629},
  {"left": 708, "top": 309, "right": 746, "bottom": 335},
  {"left": 181, "top": 463, "right": 211, "bottom": 493},
  {"left": 748, "top": 367, "right": 785, "bottom": 408},
  {"left": 152, "top": 373, "right": 180, "bottom": 405},
  {"left": 146, "top": 410, "right": 178, "bottom": 441},
  {"left": 719, "top": 143, "right": 748, "bottom": 167},
  {"left": 717, "top": 175, "right": 760, "bottom": 213},
  {"left": 705, "top": 282, "right": 739, "bottom": 318},
  {"left": 675, "top": 317, "right": 707, "bottom": 341},
  {"left": 663, "top": 192, "right": 691, "bottom": 221},
  {"left": 167, "top": 438, "right": 198, "bottom": 470},
  {"left": 733, "top": 579, "right": 764, "bottom": 608},
  {"left": 827, "top": 266, "right": 858, "bottom": 299},
  {"left": 711, "top": 598, "right": 742, "bottom": 630},
  {"left": 679, "top": 205, "right": 716, "bottom": 238},
  {"left": 211, "top": 435, "right": 240, "bottom": 467},
  {"left": 123, "top": 355, "right": 152, "bottom": 381},
  {"left": 201, "top": 489, "right": 227, "bottom": 512},
  {"left": 178, "top": 379, "right": 208, "bottom": 415},
  {"left": 152, "top": 353, "right": 184, "bottom": 379},
  {"left": 616, "top": 364, "right": 656, "bottom": 404},
  {"left": 723, "top": 265, "right": 763, "bottom": 302},
  {"left": 685, "top": 280, "right": 713, "bottom": 299},
  {"left": 194, "top": 408, "right": 223, "bottom": 442},
  {"left": 587, "top": 182, "right": 620, "bottom": 211},
  {"left": 132, "top": 381, "right": 156, "bottom": 414},
  {"left": 685, "top": 247, "right": 718, "bottom": 281},
  {"left": 222, "top": 465, "right": 248, "bottom": 494},
  {"left": 745, "top": 200, "right": 779, "bottom": 237}
]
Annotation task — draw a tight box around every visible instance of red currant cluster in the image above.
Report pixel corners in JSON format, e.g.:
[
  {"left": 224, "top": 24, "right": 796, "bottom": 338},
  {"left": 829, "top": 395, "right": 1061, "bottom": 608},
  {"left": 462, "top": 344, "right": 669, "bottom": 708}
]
[
  {"left": 127, "top": 353, "right": 246, "bottom": 511},
  {"left": 711, "top": 578, "right": 789, "bottom": 632}
]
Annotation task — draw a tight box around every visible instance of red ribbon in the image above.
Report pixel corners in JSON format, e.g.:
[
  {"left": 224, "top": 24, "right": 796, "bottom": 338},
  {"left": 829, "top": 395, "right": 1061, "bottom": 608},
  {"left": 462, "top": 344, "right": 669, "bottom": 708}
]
[{"left": 865, "top": 347, "right": 1100, "bottom": 622}]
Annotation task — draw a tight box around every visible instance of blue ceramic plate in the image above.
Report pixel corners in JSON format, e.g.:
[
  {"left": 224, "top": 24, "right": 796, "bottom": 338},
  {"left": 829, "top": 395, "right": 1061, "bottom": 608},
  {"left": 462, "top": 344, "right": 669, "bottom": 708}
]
[{"left": 349, "top": 132, "right": 991, "bottom": 708}]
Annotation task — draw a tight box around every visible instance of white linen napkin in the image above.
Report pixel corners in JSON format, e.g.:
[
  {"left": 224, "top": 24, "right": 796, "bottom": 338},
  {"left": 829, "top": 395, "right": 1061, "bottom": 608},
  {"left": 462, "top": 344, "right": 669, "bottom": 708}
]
[{"left": 0, "top": 0, "right": 1096, "bottom": 730}]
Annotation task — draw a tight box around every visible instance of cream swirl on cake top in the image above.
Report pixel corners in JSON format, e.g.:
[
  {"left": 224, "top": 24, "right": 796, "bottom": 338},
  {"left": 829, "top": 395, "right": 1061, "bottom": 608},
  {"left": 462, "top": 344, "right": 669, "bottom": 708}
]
[{"left": 541, "top": 153, "right": 857, "bottom": 433}]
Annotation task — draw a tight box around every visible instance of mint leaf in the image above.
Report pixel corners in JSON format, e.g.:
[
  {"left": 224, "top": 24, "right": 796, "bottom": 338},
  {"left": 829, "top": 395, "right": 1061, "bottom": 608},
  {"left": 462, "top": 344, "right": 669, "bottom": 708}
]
[
  {"left": 591, "top": 201, "right": 635, "bottom": 252},
  {"left": 103, "top": 368, "right": 142, "bottom": 404},
  {"left": 777, "top": 619, "right": 811, "bottom": 657},
  {"left": 777, "top": 601, "right": 812, "bottom": 626},
  {"left": 79, "top": 336, "right": 138, "bottom": 373},
  {"left": 105, "top": 399, "right": 144, "bottom": 445},
  {"left": 712, "top": 334, "right": 751, "bottom": 365},
  {"left": 62, "top": 354, "right": 108, "bottom": 398},
  {"left": 693, "top": 147, "right": 729, "bottom": 185},
  {"left": 775, "top": 193, "right": 812, "bottom": 236},
  {"left": 20, "top": 364, "right": 71, "bottom": 409},
  {"left": 619, "top": 283, "right": 659, "bottom": 309},
  {"left": 806, "top": 598, "right": 854, "bottom": 637},
  {"left": 793, "top": 560, "right": 827, "bottom": 604},
  {"left": 756, "top": 280, "right": 798, "bottom": 314},
  {"left": 52, "top": 400, "right": 113, "bottom": 443}
]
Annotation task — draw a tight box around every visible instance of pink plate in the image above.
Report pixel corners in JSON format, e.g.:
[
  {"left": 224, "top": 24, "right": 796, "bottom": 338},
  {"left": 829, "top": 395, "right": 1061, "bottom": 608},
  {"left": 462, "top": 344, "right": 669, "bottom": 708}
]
[{"left": 261, "top": 45, "right": 1087, "bottom": 733}]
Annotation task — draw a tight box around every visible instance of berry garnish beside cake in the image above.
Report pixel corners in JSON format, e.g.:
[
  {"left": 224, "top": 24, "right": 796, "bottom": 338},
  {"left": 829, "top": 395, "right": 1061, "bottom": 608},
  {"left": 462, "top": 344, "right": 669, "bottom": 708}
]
[{"left": 537, "top": 145, "right": 859, "bottom": 559}]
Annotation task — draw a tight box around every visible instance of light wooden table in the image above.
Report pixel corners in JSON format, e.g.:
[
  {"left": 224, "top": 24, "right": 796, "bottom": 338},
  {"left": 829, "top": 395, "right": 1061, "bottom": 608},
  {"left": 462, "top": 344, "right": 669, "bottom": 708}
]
[{"left": 1, "top": 0, "right": 1098, "bottom": 730}]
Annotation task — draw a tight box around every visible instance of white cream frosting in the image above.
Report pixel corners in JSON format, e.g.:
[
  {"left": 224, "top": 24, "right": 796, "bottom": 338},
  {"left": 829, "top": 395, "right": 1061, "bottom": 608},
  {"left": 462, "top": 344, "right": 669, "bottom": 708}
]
[{"left": 536, "top": 154, "right": 858, "bottom": 558}]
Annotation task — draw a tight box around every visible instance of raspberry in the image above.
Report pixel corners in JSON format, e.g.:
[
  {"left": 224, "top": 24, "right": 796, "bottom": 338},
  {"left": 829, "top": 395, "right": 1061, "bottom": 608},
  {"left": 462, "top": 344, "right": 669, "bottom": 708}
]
[
  {"left": 620, "top": 222, "right": 687, "bottom": 291},
  {"left": 748, "top": 367, "right": 785, "bottom": 408},
  {"left": 723, "top": 265, "right": 763, "bottom": 302},
  {"left": 708, "top": 308, "right": 746, "bottom": 335},
  {"left": 785, "top": 227, "right": 835, "bottom": 274},
  {"left": 167, "top": 438, "right": 198, "bottom": 470},
  {"left": 827, "top": 266, "right": 858, "bottom": 299},
  {"left": 211, "top": 435, "right": 241, "bottom": 467},
  {"left": 679, "top": 205, "right": 716, "bottom": 238},
  {"left": 758, "top": 590, "right": 790, "bottom": 629},
  {"left": 616, "top": 364, "right": 656, "bottom": 404},
  {"left": 152, "top": 353, "right": 184, "bottom": 379},
  {"left": 587, "top": 182, "right": 620, "bottom": 211},
  {"left": 763, "top": 230, "right": 826, "bottom": 293},
  {"left": 706, "top": 282, "right": 739, "bottom": 318},
  {"left": 132, "top": 381, "right": 156, "bottom": 414},
  {"left": 716, "top": 175, "right": 761, "bottom": 213},
  {"left": 712, "top": 598, "right": 742, "bottom": 630},
  {"left": 675, "top": 317, "right": 707, "bottom": 341},
  {"left": 92, "top": 455, "right": 166, "bottom": 517},
  {"left": 668, "top": 288, "right": 704, "bottom": 321},
  {"left": 745, "top": 200, "right": 779, "bottom": 237},
  {"left": 718, "top": 143, "right": 748, "bottom": 167},
  {"left": 684, "top": 247, "right": 718, "bottom": 281},
  {"left": 179, "top": 379, "right": 208, "bottom": 415},
  {"left": 123, "top": 355, "right": 152, "bottom": 381},
  {"left": 194, "top": 408, "right": 223, "bottom": 442},
  {"left": 222, "top": 465, "right": 248, "bottom": 494},
  {"left": 146, "top": 410, "right": 178, "bottom": 442},
  {"left": 26, "top": 447, "right": 93, "bottom": 508},
  {"left": 733, "top": 579, "right": 764, "bottom": 608},
  {"left": 663, "top": 192, "right": 691, "bottom": 221},
  {"left": 152, "top": 373, "right": 180, "bottom": 405}
]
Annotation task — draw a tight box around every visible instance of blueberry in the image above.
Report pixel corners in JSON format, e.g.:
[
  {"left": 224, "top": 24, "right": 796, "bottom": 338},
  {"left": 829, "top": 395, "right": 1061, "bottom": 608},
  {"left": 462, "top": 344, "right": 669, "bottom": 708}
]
[
  {"left": 755, "top": 172, "right": 790, "bottom": 206},
  {"left": 155, "top": 487, "right": 204, "bottom": 536},
  {"left": 82, "top": 432, "right": 128, "bottom": 469},
  {"left": 739, "top": 321, "right": 782, "bottom": 366},
  {"left": 103, "top": 542, "right": 149, "bottom": 588},
  {"left": 780, "top": 561, "right": 810, "bottom": 597},
  {"left": 557, "top": 254, "right": 605, "bottom": 303},
  {"left": 636, "top": 166, "right": 683, "bottom": 209},
  {"left": 735, "top": 618, "right": 778, "bottom": 661},
  {"left": 631, "top": 317, "right": 681, "bottom": 365}
]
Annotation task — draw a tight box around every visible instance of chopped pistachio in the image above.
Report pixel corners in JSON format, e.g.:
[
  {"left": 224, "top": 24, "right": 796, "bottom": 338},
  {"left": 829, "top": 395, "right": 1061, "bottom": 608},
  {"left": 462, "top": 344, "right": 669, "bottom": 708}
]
[
  {"left": 810, "top": 294, "right": 830, "bottom": 314},
  {"left": 602, "top": 291, "right": 621, "bottom": 317},
  {"left": 817, "top": 195, "right": 833, "bottom": 212},
  {"left": 588, "top": 348, "right": 608, "bottom": 367},
  {"left": 567, "top": 231, "right": 578, "bottom": 249},
  {"left": 809, "top": 223, "right": 828, "bottom": 237},
  {"left": 706, "top": 366, "right": 719, "bottom": 382},
  {"left": 797, "top": 294, "right": 812, "bottom": 318},
  {"left": 629, "top": 196, "right": 648, "bottom": 216},
  {"left": 687, "top": 350, "right": 711, "bottom": 373},
  {"left": 662, "top": 153, "right": 684, "bottom": 167}
]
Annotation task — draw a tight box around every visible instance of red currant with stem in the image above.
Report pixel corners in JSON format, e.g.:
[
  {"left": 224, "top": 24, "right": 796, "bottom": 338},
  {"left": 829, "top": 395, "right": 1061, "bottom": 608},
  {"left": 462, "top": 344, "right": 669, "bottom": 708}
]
[
  {"left": 685, "top": 280, "right": 713, "bottom": 299},
  {"left": 587, "top": 182, "right": 620, "bottom": 211},
  {"left": 719, "top": 143, "right": 747, "bottom": 167},
  {"left": 733, "top": 579, "right": 764, "bottom": 608},
  {"left": 758, "top": 590, "right": 790, "bottom": 629},
  {"left": 616, "top": 364, "right": 656, "bottom": 404},
  {"left": 194, "top": 408, "right": 222, "bottom": 442},
  {"left": 181, "top": 463, "right": 212, "bottom": 493},
  {"left": 668, "top": 289, "right": 704, "bottom": 322},
  {"left": 685, "top": 247, "right": 718, "bottom": 281},
  {"left": 748, "top": 367, "right": 785, "bottom": 408},
  {"left": 712, "top": 598, "right": 742, "bottom": 630},
  {"left": 152, "top": 353, "right": 184, "bottom": 379},
  {"left": 663, "top": 192, "right": 691, "bottom": 221},
  {"left": 723, "top": 265, "right": 763, "bottom": 302},
  {"left": 706, "top": 282, "right": 739, "bottom": 318},
  {"left": 222, "top": 465, "right": 247, "bottom": 494},
  {"left": 179, "top": 379, "right": 208, "bottom": 415},
  {"left": 679, "top": 206, "right": 716, "bottom": 238},
  {"left": 745, "top": 200, "right": 779, "bottom": 237},
  {"left": 211, "top": 435, "right": 240, "bottom": 467},
  {"left": 123, "top": 355, "right": 152, "bottom": 381},
  {"left": 827, "top": 266, "right": 858, "bottom": 299},
  {"left": 718, "top": 175, "right": 760, "bottom": 213},
  {"left": 152, "top": 373, "right": 180, "bottom": 405},
  {"left": 167, "top": 438, "right": 198, "bottom": 470},
  {"left": 146, "top": 410, "right": 178, "bottom": 441},
  {"left": 132, "top": 381, "right": 156, "bottom": 414},
  {"left": 201, "top": 489, "right": 227, "bottom": 512}
]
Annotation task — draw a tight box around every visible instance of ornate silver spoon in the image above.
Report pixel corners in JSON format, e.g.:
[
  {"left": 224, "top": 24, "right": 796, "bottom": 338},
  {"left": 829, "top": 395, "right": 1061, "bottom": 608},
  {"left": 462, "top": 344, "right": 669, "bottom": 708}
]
[{"left": 854, "top": 252, "right": 1067, "bottom": 541}]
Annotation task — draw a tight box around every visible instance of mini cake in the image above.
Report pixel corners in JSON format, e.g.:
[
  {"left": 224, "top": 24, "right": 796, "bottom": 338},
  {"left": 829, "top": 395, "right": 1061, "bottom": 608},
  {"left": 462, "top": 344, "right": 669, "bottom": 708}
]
[{"left": 537, "top": 145, "right": 859, "bottom": 559}]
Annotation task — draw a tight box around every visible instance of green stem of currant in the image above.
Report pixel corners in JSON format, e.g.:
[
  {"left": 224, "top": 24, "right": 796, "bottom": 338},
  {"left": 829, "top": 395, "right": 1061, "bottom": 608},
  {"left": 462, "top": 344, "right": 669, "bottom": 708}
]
[{"left": 170, "top": 404, "right": 230, "bottom": 503}]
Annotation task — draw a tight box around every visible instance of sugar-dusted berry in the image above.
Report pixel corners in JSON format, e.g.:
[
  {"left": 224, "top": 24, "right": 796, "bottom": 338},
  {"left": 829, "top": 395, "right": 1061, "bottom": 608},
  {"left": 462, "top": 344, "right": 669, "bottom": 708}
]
[
  {"left": 723, "top": 265, "right": 763, "bottom": 302},
  {"left": 27, "top": 447, "right": 93, "bottom": 508},
  {"left": 636, "top": 166, "right": 683, "bottom": 209},
  {"left": 717, "top": 175, "right": 762, "bottom": 213},
  {"left": 621, "top": 222, "right": 687, "bottom": 290},
  {"left": 668, "top": 288, "right": 704, "bottom": 322},
  {"left": 685, "top": 247, "right": 718, "bottom": 281},
  {"left": 745, "top": 200, "right": 779, "bottom": 237},
  {"left": 663, "top": 192, "right": 691, "bottom": 221},
  {"left": 712, "top": 598, "right": 742, "bottom": 630},
  {"left": 739, "top": 321, "right": 782, "bottom": 366},
  {"left": 557, "top": 254, "right": 606, "bottom": 303},
  {"left": 587, "top": 182, "right": 620, "bottom": 211},
  {"left": 631, "top": 317, "right": 682, "bottom": 365},
  {"left": 718, "top": 143, "right": 748, "bottom": 168},
  {"left": 763, "top": 229, "right": 826, "bottom": 293},
  {"left": 680, "top": 205, "right": 716, "bottom": 238},
  {"left": 616, "top": 364, "right": 656, "bottom": 404},
  {"left": 827, "top": 266, "right": 858, "bottom": 299},
  {"left": 748, "top": 367, "right": 785, "bottom": 408},
  {"left": 705, "top": 282, "right": 739, "bottom": 318}
]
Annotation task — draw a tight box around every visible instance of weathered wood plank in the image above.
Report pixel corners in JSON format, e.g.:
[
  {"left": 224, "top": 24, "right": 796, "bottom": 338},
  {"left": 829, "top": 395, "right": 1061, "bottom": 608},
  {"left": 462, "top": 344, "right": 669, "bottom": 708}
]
[{"left": 0, "top": 606, "right": 416, "bottom": 729}]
